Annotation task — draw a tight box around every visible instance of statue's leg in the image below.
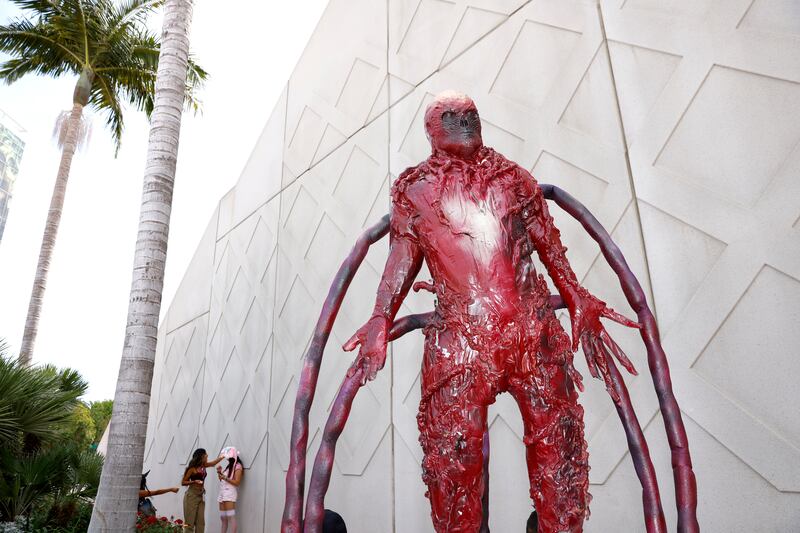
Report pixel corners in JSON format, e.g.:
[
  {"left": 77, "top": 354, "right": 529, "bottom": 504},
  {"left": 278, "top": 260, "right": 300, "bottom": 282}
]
[
  {"left": 418, "top": 327, "right": 488, "bottom": 533},
  {"left": 509, "top": 324, "right": 589, "bottom": 533}
]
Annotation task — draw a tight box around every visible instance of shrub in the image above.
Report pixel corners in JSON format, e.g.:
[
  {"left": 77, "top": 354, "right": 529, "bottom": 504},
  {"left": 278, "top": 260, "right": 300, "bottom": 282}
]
[{"left": 136, "top": 513, "right": 185, "bottom": 532}]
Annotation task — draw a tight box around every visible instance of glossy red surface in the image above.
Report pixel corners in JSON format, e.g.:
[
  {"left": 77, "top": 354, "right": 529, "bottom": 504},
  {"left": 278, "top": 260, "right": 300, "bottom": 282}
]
[
  {"left": 343, "top": 92, "right": 640, "bottom": 532},
  {"left": 286, "top": 92, "right": 697, "bottom": 533}
]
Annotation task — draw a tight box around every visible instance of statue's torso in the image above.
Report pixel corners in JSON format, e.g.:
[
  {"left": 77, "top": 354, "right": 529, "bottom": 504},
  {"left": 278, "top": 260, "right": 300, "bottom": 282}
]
[{"left": 400, "top": 166, "right": 546, "bottom": 323}]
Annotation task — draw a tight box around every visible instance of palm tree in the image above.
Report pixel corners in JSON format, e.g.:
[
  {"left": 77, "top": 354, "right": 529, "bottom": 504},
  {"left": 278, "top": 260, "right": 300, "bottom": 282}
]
[
  {"left": 0, "top": 0, "right": 207, "bottom": 365},
  {"left": 90, "top": 0, "right": 197, "bottom": 529}
]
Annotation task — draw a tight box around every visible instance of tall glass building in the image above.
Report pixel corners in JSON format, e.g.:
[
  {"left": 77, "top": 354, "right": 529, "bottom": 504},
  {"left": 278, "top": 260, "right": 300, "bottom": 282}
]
[{"left": 0, "top": 110, "right": 26, "bottom": 245}]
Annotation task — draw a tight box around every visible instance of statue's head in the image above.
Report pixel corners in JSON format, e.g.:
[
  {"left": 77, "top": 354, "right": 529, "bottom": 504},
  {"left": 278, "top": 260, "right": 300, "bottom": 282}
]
[{"left": 424, "top": 90, "right": 483, "bottom": 159}]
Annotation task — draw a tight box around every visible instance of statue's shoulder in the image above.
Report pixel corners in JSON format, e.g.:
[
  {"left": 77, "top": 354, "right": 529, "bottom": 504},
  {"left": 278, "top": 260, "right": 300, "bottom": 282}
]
[
  {"left": 391, "top": 162, "right": 428, "bottom": 203},
  {"left": 480, "top": 146, "right": 528, "bottom": 180}
]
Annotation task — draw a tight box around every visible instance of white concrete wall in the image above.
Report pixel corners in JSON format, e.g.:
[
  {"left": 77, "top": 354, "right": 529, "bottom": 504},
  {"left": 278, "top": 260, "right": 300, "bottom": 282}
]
[{"left": 143, "top": 1, "right": 800, "bottom": 531}]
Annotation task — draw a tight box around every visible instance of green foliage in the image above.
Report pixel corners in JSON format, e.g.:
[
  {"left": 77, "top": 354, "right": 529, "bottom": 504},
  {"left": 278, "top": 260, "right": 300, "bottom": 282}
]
[
  {"left": 0, "top": 0, "right": 208, "bottom": 153},
  {"left": 59, "top": 403, "right": 96, "bottom": 449},
  {"left": 0, "top": 355, "right": 87, "bottom": 450},
  {"left": 88, "top": 399, "right": 112, "bottom": 445},
  {"left": 0, "top": 348, "right": 103, "bottom": 526}
]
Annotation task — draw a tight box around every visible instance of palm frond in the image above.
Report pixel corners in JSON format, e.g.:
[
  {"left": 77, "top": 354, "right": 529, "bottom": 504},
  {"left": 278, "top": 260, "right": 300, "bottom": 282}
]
[
  {"left": 104, "top": 0, "right": 164, "bottom": 45},
  {"left": 89, "top": 74, "right": 124, "bottom": 154},
  {"left": 2, "top": 0, "right": 208, "bottom": 154},
  {"left": 0, "top": 55, "right": 68, "bottom": 83},
  {"left": 7, "top": 1, "right": 63, "bottom": 18},
  {"left": 0, "top": 18, "right": 84, "bottom": 73}
]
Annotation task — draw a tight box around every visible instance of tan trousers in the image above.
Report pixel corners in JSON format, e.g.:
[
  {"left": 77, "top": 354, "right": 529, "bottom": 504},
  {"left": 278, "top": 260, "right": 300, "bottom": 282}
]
[{"left": 183, "top": 486, "right": 205, "bottom": 533}]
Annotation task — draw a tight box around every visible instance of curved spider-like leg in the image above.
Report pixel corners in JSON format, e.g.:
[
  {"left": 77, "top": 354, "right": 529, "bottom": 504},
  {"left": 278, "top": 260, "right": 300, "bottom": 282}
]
[
  {"left": 304, "top": 295, "right": 662, "bottom": 533},
  {"left": 479, "top": 423, "right": 490, "bottom": 533},
  {"left": 301, "top": 315, "right": 435, "bottom": 532},
  {"left": 542, "top": 184, "right": 698, "bottom": 533},
  {"left": 281, "top": 215, "right": 390, "bottom": 533}
]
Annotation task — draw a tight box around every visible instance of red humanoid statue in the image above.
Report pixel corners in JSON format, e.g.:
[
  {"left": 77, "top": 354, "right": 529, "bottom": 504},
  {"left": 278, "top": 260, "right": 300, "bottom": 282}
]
[
  {"left": 342, "top": 91, "right": 637, "bottom": 533},
  {"left": 281, "top": 91, "right": 698, "bottom": 533}
]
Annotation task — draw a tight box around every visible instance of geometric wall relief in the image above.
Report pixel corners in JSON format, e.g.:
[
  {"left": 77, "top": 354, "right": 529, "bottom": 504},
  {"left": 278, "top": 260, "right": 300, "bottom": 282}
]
[
  {"left": 199, "top": 198, "right": 280, "bottom": 533},
  {"left": 217, "top": 88, "right": 287, "bottom": 237},
  {"left": 604, "top": 0, "right": 800, "bottom": 503},
  {"left": 140, "top": 313, "right": 210, "bottom": 524},
  {"left": 266, "top": 112, "right": 393, "bottom": 532},
  {"left": 606, "top": 41, "right": 681, "bottom": 145},
  {"left": 389, "top": 0, "right": 529, "bottom": 87},
  {"left": 144, "top": 0, "right": 800, "bottom": 530},
  {"left": 283, "top": 0, "right": 388, "bottom": 179},
  {"left": 559, "top": 43, "right": 626, "bottom": 151},
  {"left": 589, "top": 412, "right": 800, "bottom": 531},
  {"left": 694, "top": 265, "right": 800, "bottom": 451},
  {"left": 163, "top": 209, "right": 218, "bottom": 333},
  {"left": 655, "top": 65, "right": 800, "bottom": 207},
  {"left": 638, "top": 202, "right": 726, "bottom": 334},
  {"left": 440, "top": 6, "right": 508, "bottom": 66},
  {"left": 491, "top": 20, "right": 582, "bottom": 109},
  {"left": 622, "top": 0, "right": 715, "bottom": 18},
  {"left": 737, "top": 0, "right": 800, "bottom": 37}
]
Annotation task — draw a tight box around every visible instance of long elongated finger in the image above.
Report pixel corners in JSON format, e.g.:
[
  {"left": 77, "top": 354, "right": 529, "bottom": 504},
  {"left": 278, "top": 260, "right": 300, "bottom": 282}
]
[
  {"left": 600, "top": 329, "right": 638, "bottom": 375},
  {"left": 581, "top": 334, "right": 600, "bottom": 380},
  {"left": 342, "top": 333, "right": 362, "bottom": 352},
  {"left": 567, "top": 361, "right": 585, "bottom": 392},
  {"left": 592, "top": 337, "right": 621, "bottom": 404},
  {"left": 602, "top": 306, "right": 641, "bottom": 329},
  {"left": 572, "top": 317, "right": 582, "bottom": 352},
  {"left": 591, "top": 336, "right": 611, "bottom": 383}
]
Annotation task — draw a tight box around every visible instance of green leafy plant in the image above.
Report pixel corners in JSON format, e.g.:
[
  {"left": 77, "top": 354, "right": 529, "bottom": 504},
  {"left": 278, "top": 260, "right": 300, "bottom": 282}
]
[{"left": 0, "top": 346, "right": 103, "bottom": 527}]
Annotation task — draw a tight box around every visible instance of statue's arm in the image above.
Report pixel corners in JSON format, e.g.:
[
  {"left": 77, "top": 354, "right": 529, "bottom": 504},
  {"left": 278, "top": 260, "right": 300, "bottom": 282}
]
[
  {"left": 343, "top": 198, "right": 423, "bottom": 383},
  {"left": 522, "top": 171, "right": 589, "bottom": 310},
  {"left": 520, "top": 168, "right": 640, "bottom": 386}
]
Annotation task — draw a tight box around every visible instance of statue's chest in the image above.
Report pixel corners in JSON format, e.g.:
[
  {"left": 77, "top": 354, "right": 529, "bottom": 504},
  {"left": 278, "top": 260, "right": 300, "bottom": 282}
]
[{"left": 413, "top": 177, "right": 519, "bottom": 260}]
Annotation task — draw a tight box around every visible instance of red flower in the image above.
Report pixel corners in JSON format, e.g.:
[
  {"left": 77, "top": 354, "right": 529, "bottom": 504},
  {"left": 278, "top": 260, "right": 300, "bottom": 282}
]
[
  {"left": 147, "top": 515, "right": 158, "bottom": 524},
  {"left": 175, "top": 519, "right": 183, "bottom": 525}
]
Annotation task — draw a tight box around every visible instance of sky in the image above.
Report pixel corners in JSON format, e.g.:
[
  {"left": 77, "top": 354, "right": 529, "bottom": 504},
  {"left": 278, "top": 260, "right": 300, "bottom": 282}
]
[{"left": 0, "top": 1, "right": 329, "bottom": 401}]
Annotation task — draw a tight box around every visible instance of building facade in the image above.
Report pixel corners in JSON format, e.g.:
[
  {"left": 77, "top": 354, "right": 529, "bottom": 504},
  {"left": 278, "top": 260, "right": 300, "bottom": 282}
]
[
  {"left": 0, "top": 110, "right": 26, "bottom": 245},
  {"left": 143, "top": 1, "right": 800, "bottom": 531}
]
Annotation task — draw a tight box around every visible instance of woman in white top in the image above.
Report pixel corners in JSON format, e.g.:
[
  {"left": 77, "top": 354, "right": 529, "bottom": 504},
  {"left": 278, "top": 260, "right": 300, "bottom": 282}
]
[{"left": 216, "top": 453, "right": 244, "bottom": 533}]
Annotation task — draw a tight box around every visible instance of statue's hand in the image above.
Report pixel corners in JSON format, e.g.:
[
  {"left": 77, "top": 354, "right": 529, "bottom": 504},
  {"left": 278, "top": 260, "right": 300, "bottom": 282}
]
[
  {"left": 343, "top": 315, "right": 390, "bottom": 385},
  {"left": 569, "top": 293, "right": 640, "bottom": 400}
]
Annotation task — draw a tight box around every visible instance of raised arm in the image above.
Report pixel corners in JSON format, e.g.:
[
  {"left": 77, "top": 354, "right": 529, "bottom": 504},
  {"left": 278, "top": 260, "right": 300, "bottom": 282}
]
[
  {"left": 204, "top": 455, "right": 225, "bottom": 468},
  {"left": 343, "top": 194, "right": 424, "bottom": 384},
  {"left": 520, "top": 169, "right": 639, "bottom": 395}
]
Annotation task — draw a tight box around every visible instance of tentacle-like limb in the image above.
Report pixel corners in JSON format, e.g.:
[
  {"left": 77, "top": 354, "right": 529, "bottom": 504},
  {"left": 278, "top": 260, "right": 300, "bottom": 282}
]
[
  {"left": 603, "top": 341, "right": 667, "bottom": 532},
  {"left": 281, "top": 215, "right": 390, "bottom": 533},
  {"left": 479, "top": 422, "right": 491, "bottom": 533},
  {"left": 542, "top": 184, "right": 698, "bottom": 533},
  {"left": 287, "top": 189, "right": 692, "bottom": 531},
  {"left": 304, "top": 367, "right": 365, "bottom": 532},
  {"left": 305, "top": 293, "right": 663, "bottom": 533}
]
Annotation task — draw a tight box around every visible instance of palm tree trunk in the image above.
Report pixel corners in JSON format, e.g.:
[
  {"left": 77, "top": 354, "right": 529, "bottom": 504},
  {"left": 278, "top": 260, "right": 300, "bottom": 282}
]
[
  {"left": 18, "top": 100, "right": 84, "bottom": 366},
  {"left": 89, "top": 1, "right": 195, "bottom": 530}
]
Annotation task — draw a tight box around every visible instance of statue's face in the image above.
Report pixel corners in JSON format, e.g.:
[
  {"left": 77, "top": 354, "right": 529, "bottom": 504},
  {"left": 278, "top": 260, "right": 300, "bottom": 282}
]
[{"left": 425, "top": 92, "right": 483, "bottom": 159}]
